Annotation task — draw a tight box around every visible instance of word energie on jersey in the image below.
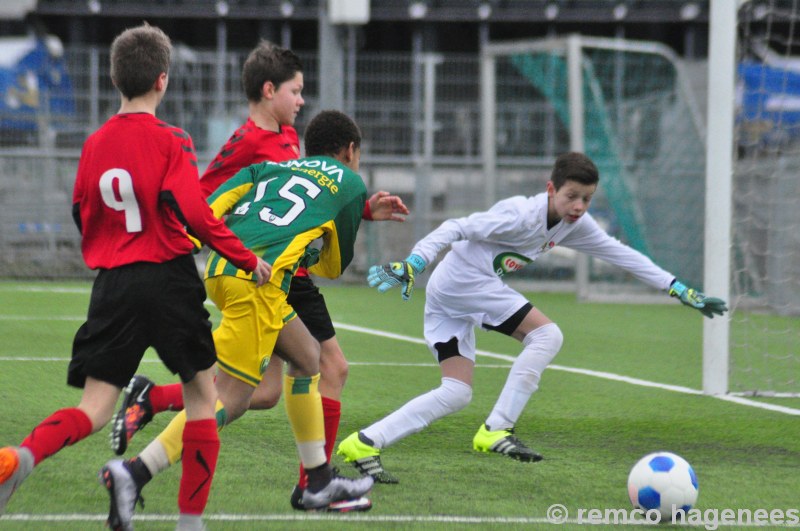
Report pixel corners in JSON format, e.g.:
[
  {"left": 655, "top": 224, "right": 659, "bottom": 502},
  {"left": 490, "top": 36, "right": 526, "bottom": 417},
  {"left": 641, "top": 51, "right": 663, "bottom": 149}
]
[{"left": 267, "top": 159, "right": 346, "bottom": 193}]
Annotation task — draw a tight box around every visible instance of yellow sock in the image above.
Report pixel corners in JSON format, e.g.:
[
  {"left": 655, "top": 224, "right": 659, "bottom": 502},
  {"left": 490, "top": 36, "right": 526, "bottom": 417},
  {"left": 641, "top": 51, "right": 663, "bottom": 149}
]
[
  {"left": 283, "top": 373, "right": 326, "bottom": 469},
  {"left": 156, "top": 400, "right": 226, "bottom": 465}
]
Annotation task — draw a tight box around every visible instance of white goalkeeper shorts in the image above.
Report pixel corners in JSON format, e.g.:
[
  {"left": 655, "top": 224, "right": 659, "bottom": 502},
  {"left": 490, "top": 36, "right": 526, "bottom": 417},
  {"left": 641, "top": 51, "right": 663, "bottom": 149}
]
[{"left": 423, "top": 259, "right": 530, "bottom": 362}]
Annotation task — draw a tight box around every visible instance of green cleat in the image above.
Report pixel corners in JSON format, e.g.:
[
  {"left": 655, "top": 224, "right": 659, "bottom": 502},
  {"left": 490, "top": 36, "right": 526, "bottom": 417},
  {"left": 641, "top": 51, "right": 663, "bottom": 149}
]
[
  {"left": 336, "top": 432, "right": 399, "bottom": 484},
  {"left": 472, "top": 423, "right": 543, "bottom": 462}
]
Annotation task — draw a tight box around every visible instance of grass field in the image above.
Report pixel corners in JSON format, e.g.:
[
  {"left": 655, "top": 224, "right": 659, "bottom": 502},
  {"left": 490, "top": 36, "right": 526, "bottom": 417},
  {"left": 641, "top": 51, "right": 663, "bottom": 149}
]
[{"left": 1, "top": 280, "right": 798, "bottom": 530}]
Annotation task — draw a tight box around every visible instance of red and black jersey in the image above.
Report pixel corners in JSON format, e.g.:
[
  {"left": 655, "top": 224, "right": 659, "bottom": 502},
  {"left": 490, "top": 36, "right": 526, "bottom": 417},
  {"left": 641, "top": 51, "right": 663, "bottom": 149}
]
[
  {"left": 200, "top": 118, "right": 300, "bottom": 198},
  {"left": 72, "top": 113, "right": 257, "bottom": 272}
]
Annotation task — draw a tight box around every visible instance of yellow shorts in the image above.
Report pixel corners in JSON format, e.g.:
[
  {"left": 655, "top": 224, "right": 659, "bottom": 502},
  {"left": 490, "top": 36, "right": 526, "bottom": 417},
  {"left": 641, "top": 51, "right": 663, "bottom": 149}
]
[{"left": 205, "top": 275, "right": 296, "bottom": 387}]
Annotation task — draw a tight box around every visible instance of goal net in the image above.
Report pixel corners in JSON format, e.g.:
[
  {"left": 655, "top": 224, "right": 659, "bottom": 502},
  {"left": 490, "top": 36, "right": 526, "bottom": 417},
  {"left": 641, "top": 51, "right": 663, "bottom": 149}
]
[
  {"left": 482, "top": 25, "right": 799, "bottom": 397},
  {"left": 729, "top": 0, "right": 800, "bottom": 396},
  {"left": 480, "top": 36, "right": 706, "bottom": 296}
]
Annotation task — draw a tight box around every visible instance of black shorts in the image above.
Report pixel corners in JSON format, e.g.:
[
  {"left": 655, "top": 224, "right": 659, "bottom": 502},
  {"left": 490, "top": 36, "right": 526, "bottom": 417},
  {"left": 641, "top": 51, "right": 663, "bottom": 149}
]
[
  {"left": 482, "top": 302, "right": 533, "bottom": 336},
  {"left": 68, "top": 254, "right": 217, "bottom": 389},
  {"left": 287, "top": 275, "right": 336, "bottom": 343}
]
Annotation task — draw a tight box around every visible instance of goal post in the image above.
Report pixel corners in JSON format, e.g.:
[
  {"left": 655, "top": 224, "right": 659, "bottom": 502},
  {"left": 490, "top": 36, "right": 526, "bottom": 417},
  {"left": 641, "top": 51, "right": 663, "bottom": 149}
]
[{"left": 703, "top": 0, "right": 736, "bottom": 395}]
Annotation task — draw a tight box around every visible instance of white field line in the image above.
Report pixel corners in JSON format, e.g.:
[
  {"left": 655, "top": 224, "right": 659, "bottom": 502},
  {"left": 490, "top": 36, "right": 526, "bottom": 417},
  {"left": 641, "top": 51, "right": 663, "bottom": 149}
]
[
  {"left": 332, "top": 322, "right": 800, "bottom": 417},
  {"left": 2, "top": 513, "right": 798, "bottom": 527},
  {"left": 0, "top": 285, "right": 91, "bottom": 293},
  {"left": 0, "top": 356, "right": 510, "bottom": 369},
  {"left": 1, "top": 312, "right": 798, "bottom": 416}
]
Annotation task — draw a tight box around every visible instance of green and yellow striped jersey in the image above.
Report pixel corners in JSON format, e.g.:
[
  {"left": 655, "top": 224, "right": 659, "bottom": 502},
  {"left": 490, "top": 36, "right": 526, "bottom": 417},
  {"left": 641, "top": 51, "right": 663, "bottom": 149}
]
[{"left": 204, "top": 156, "right": 367, "bottom": 292}]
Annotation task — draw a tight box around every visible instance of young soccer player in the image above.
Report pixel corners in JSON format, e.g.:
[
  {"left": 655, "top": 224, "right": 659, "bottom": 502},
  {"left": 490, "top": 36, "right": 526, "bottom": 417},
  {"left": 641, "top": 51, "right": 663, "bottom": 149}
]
[
  {"left": 0, "top": 23, "right": 271, "bottom": 531},
  {"left": 108, "top": 41, "right": 407, "bottom": 511},
  {"left": 337, "top": 151, "right": 728, "bottom": 483},
  {"left": 100, "top": 109, "right": 376, "bottom": 527}
]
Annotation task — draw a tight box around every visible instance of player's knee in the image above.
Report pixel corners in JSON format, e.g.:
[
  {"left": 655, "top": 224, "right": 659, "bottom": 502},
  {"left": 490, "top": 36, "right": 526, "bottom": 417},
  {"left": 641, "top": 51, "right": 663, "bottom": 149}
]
[
  {"left": 440, "top": 377, "right": 472, "bottom": 412},
  {"left": 222, "top": 396, "right": 250, "bottom": 421},
  {"left": 286, "top": 342, "right": 321, "bottom": 376},
  {"left": 524, "top": 322, "right": 564, "bottom": 353},
  {"left": 320, "top": 347, "right": 349, "bottom": 387},
  {"left": 248, "top": 387, "right": 281, "bottom": 410},
  {"left": 321, "top": 360, "right": 348, "bottom": 389}
]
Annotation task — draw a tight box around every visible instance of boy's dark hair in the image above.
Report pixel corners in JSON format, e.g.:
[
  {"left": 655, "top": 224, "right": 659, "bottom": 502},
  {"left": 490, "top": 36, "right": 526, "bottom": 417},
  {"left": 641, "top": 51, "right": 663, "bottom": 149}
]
[
  {"left": 304, "top": 110, "right": 362, "bottom": 157},
  {"left": 110, "top": 23, "right": 171, "bottom": 100},
  {"left": 241, "top": 40, "right": 304, "bottom": 103},
  {"left": 550, "top": 152, "right": 599, "bottom": 190}
]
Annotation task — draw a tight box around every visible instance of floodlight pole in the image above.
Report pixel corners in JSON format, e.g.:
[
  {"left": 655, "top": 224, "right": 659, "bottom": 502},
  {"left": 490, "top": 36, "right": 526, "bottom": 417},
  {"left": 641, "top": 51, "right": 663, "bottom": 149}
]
[
  {"left": 318, "top": 2, "right": 345, "bottom": 111},
  {"left": 413, "top": 54, "right": 442, "bottom": 245},
  {"left": 480, "top": 45, "right": 496, "bottom": 209},
  {"left": 567, "top": 35, "right": 590, "bottom": 300}
]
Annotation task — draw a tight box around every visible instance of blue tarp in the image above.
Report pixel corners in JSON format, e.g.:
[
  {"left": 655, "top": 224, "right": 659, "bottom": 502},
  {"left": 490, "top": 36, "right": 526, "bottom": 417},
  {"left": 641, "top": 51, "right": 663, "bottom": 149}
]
[
  {"left": 0, "top": 35, "right": 76, "bottom": 133},
  {"left": 738, "top": 61, "right": 800, "bottom": 146}
]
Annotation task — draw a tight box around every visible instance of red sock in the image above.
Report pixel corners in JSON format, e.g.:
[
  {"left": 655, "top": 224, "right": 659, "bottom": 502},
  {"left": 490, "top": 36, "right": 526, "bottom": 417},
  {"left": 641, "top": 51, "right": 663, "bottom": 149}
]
[
  {"left": 298, "top": 397, "right": 341, "bottom": 489},
  {"left": 150, "top": 383, "right": 184, "bottom": 413},
  {"left": 20, "top": 408, "right": 93, "bottom": 465},
  {"left": 179, "top": 419, "right": 220, "bottom": 515}
]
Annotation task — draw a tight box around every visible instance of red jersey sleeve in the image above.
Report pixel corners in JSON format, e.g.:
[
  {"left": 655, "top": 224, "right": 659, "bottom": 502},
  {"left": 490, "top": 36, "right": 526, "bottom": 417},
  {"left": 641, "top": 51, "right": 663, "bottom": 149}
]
[{"left": 162, "top": 132, "right": 258, "bottom": 272}]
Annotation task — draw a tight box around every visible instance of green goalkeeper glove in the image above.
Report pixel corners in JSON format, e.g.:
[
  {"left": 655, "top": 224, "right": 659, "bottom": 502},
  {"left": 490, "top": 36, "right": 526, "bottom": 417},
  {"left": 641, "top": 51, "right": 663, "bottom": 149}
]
[
  {"left": 367, "top": 254, "right": 427, "bottom": 301},
  {"left": 669, "top": 280, "right": 728, "bottom": 318}
]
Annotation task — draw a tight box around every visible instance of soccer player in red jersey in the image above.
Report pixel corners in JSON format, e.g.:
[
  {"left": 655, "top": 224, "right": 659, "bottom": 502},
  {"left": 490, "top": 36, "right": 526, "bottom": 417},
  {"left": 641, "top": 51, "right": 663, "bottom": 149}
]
[
  {"left": 104, "top": 110, "right": 379, "bottom": 525},
  {"left": 0, "top": 24, "right": 270, "bottom": 531},
  {"left": 108, "top": 41, "right": 407, "bottom": 511}
]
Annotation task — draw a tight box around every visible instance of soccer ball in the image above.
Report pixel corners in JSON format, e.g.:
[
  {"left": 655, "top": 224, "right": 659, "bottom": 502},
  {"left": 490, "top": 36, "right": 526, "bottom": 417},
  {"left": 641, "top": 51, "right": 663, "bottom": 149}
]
[{"left": 627, "top": 451, "right": 698, "bottom": 521}]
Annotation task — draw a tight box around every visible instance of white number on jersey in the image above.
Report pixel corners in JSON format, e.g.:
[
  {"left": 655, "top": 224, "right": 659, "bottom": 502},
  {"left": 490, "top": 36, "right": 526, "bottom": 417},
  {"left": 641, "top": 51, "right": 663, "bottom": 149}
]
[
  {"left": 99, "top": 168, "right": 142, "bottom": 232},
  {"left": 232, "top": 175, "right": 322, "bottom": 227}
]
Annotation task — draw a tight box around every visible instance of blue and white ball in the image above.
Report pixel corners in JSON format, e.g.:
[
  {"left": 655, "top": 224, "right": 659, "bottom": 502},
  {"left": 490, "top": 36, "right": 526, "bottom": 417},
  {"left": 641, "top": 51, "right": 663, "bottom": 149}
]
[{"left": 627, "top": 451, "right": 698, "bottom": 521}]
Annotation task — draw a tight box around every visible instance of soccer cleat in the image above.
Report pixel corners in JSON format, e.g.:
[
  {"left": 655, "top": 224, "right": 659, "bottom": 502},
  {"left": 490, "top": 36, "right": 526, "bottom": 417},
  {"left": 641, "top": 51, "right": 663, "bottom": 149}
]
[
  {"left": 336, "top": 432, "right": 399, "bottom": 484},
  {"left": 99, "top": 459, "right": 144, "bottom": 531},
  {"left": 472, "top": 423, "right": 543, "bottom": 462},
  {"left": 290, "top": 484, "right": 305, "bottom": 511},
  {"left": 0, "top": 446, "right": 33, "bottom": 514},
  {"left": 290, "top": 484, "right": 372, "bottom": 513},
  {"left": 326, "top": 496, "right": 373, "bottom": 513},
  {"left": 111, "top": 375, "right": 155, "bottom": 455},
  {"left": 301, "top": 473, "right": 374, "bottom": 510}
]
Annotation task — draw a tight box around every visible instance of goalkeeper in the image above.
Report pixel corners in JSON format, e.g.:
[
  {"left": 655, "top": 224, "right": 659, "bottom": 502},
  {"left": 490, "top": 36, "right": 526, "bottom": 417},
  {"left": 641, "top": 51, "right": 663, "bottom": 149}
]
[{"left": 337, "top": 151, "right": 727, "bottom": 483}]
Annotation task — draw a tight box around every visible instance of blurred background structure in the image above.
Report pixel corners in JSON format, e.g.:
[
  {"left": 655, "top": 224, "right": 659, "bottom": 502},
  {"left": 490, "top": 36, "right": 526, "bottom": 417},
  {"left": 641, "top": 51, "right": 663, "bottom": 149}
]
[
  {"left": 0, "top": 0, "right": 715, "bottom": 280},
  {"left": 0, "top": 0, "right": 798, "bottom": 397}
]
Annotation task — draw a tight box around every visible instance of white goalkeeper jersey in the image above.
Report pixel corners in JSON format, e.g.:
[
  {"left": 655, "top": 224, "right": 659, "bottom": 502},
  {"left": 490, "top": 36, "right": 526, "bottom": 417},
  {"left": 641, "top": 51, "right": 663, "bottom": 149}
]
[{"left": 411, "top": 193, "right": 675, "bottom": 291}]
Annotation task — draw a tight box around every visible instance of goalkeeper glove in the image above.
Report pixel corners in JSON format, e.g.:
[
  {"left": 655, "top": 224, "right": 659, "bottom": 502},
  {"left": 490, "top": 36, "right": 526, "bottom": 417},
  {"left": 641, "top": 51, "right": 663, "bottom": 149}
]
[
  {"left": 669, "top": 280, "right": 728, "bottom": 318},
  {"left": 367, "top": 254, "right": 427, "bottom": 301}
]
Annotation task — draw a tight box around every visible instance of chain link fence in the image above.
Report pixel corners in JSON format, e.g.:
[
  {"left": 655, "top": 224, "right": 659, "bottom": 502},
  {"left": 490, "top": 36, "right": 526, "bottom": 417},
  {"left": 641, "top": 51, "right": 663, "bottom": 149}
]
[{"left": 0, "top": 43, "right": 689, "bottom": 280}]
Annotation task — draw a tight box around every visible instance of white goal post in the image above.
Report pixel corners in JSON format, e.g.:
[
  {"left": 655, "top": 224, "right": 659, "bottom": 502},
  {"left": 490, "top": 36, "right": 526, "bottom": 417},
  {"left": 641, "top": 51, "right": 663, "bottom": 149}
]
[{"left": 703, "top": 0, "right": 736, "bottom": 395}]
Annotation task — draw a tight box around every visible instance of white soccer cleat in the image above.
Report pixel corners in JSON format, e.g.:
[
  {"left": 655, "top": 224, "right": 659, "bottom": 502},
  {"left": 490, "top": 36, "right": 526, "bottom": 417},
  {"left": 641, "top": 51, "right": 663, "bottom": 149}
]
[
  {"left": 99, "top": 459, "right": 143, "bottom": 531},
  {"left": 301, "top": 474, "right": 374, "bottom": 510}
]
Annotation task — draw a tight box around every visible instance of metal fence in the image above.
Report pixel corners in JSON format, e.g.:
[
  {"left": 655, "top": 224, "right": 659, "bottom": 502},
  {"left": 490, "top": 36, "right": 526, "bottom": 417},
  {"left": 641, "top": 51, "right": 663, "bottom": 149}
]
[
  {"left": 1, "top": 42, "right": 700, "bottom": 280},
  {"left": 0, "top": 44, "right": 565, "bottom": 278}
]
